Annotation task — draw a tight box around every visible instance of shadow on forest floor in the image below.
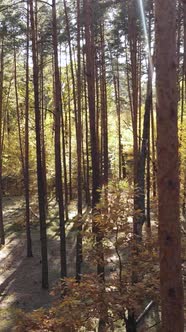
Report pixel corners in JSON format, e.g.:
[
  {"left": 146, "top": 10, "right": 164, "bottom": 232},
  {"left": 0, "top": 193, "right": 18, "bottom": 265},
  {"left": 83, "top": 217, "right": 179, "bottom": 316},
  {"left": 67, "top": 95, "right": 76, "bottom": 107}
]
[{"left": 0, "top": 196, "right": 78, "bottom": 332}]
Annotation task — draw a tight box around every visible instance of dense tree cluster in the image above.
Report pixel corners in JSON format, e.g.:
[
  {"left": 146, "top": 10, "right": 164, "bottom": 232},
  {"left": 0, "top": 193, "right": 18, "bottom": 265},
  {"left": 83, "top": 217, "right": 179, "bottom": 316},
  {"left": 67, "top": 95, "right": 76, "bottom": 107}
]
[{"left": 0, "top": 0, "right": 185, "bottom": 331}]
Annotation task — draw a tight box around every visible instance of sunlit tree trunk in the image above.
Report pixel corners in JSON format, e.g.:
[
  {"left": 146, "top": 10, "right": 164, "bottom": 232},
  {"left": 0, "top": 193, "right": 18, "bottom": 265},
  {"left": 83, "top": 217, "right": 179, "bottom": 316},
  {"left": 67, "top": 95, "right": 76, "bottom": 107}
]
[
  {"left": 14, "top": 37, "right": 33, "bottom": 255},
  {"left": 24, "top": 2, "right": 32, "bottom": 257},
  {"left": 155, "top": 0, "right": 184, "bottom": 329},
  {"left": 128, "top": 0, "right": 139, "bottom": 188},
  {"left": 111, "top": 53, "right": 123, "bottom": 180},
  {"left": 14, "top": 42, "right": 24, "bottom": 172},
  {"left": 61, "top": 91, "right": 69, "bottom": 221},
  {"left": 65, "top": 62, "right": 72, "bottom": 200},
  {"left": 151, "top": 102, "right": 156, "bottom": 198},
  {"left": 83, "top": 50, "right": 91, "bottom": 205},
  {"left": 40, "top": 52, "right": 48, "bottom": 214}
]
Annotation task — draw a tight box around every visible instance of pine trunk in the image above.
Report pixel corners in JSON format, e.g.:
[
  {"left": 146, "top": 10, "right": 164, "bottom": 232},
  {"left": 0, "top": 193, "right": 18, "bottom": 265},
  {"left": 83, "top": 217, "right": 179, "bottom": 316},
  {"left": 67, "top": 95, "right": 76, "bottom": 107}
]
[
  {"left": 30, "top": 0, "right": 48, "bottom": 289},
  {"left": 155, "top": 0, "right": 184, "bottom": 330}
]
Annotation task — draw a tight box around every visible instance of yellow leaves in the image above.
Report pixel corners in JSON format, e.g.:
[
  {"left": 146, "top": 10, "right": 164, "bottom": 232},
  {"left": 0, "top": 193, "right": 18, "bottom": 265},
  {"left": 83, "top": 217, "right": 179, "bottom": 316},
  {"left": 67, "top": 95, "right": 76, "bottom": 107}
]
[{"left": 15, "top": 184, "right": 160, "bottom": 331}]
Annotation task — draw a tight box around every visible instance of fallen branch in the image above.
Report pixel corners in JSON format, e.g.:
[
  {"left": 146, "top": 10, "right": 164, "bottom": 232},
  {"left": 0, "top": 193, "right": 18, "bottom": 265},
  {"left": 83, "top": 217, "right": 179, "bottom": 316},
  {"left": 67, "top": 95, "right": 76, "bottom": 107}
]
[
  {"left": 136, "top": 300, "right": 154, "bottom": 326},
  {"left": 146, "top": 321, "right": 161, "bottom": 330},
  {"left": 29, "top": 208, "right": 39, "bottom": 219}
]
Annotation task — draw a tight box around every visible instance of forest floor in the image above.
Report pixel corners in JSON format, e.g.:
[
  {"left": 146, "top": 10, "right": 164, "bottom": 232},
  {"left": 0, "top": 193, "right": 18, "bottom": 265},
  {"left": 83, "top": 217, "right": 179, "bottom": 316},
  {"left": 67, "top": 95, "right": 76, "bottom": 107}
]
[
  {"left": 0, "top": 195, "right": 81, "bottom": 332},
  {"left": 0, "top": 195, "right": 186, "bottom": 331}
]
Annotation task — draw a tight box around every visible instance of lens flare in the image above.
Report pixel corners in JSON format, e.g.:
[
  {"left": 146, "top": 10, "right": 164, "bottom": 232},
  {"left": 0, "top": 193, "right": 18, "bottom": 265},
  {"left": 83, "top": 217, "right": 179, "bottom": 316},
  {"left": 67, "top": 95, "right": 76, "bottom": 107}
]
[{"left": 138, "top": 0, "right": 154, "bottom": 77}]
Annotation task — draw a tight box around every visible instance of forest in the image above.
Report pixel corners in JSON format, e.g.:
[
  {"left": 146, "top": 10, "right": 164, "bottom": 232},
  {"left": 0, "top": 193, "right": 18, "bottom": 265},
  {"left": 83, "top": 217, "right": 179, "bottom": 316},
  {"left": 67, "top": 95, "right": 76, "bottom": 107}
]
[{"left": 0, "top": 0, "right": 185, "bottom": 331}]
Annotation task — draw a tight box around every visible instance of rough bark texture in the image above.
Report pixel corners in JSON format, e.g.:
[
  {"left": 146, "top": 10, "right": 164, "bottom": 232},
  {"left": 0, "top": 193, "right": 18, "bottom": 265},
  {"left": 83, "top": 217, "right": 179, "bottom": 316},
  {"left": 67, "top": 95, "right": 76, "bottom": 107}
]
[{"left": 155, "top": 0, "right": 184, "bottom": 330}]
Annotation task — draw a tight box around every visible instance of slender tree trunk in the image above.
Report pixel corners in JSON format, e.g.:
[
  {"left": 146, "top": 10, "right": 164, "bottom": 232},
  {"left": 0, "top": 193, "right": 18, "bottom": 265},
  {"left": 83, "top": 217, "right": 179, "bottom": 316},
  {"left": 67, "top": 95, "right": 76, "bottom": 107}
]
[
  {"left": 65, "top": 61, "right": 72, "bottom": 200},
  {"left": 151, "top": 102, "right": 156, "bottom": 197},
  {"left": 128, "top": 0, "right": 139, "bottom": 190},
  {"left": 76, "top": 0, "right": 83, "bottom": 282},
  {"left": 134, "top": 66, "right": 152, "bottom": 236},
  {"left": 61, "top": 94, "right": 69, "bottom": 222},
  {"left": 83, "top": 51, "right": 91, "bottom": 205},
  {"left": 30, "top": 0, "right": 48, "bottom": 289},
  {"left": 14, "top": 37, "right": 33, "bottom": 256},
  {"left": 25, "top": 2, "right": 32, "bottom": 257},
  {"left": 138, "top": 42, "right": 142, "bottom": 151},
  {"left": 146, "top": 126, "right": 151, "bottom": 228},
  {"left": 155, "top": 0, "right": 184, "bottom": 330},
  {"left": 40, "top": 53, "right": 48, "bottom": 214},
  {"left": 84, "top": 0, "right": 100, "bottom": 208},
  {"left": 84, "top": 3, "right": 106, "bottom": 330},
  {"left": 100, "top": 24, "right": 108, "bottom": 186},
  {"left": 116, "top": 57, "right": 122, "bottom": 180},
  {"left": 111, "top": 53, "right": 122, "bottom": 180},
  {"left": 146, "top": 8, "right": 153, "bottom": 229},
  {"left": 0, "top": 38, "right": 5, "bottom": 245},
  {"left": 52, "top": 0, "right": 67, "bottom": 278},
  {"left": 14, "top": 43, "right": 25, "bottom": 172},
  {"left": 63, "top": 0, "right": 78, "bottom": 131},
  {"left": 180, "top": 1, "right": 186, "bottom": 143}
]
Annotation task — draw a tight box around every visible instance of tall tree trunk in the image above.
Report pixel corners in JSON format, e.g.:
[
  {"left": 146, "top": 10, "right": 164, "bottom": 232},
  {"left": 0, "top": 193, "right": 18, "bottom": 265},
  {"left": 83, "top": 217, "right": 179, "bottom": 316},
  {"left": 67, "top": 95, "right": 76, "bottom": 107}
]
[
  {"left": 84, "top": 1, "right": 106, "bottom": 329},
  {"left": 128, "top": 0, "right": 139, "bottom": 189},
  {"left": 151, "top": 102, "right": 156, "bottom": 197},
  {"left": 61, "top": 93, "right": 69, "bottom": 222},
  {"left": 155, "top": 0, "right": 184, "bottom": 330},
  {"left": 14, "top": 43, "right": 25, "bottom": 172},
  {"left": 138, "top": 41, "right": 142, "bottom": 151},
  {"left": 84, "top": 0, "right": 101, "bottom": 209},
  {"left": 100, "top": 24, "right": 108, "bottom": 186},
  {"left": 134, "top": 66, "right": 152, "bottom": 236},
  {"left": 24, "top": 1, "right": 32, "bottom": 257},
  {"left": 40, "top": 52, "right": 48, "bottom": 215},
  {"left": 14, "top": 38, "right": 33, "bottom": 255},
  {"left": 76, "top": 0, "right": 83, "bottom": 282},
  {"left": 30, "top": 0, "right": 48, "bottom": 289},
  {"left": 83, "top": 50, "right": 91, "bottom": 205},
  {"left": 52, "top": 0, "right": 67, "bottom": 278},
  {"left": 110, "top": 53, "right": 122, "bottom": 180},
  {"left": 65, "top": 62, "right": 72, "bottom": 200},
  {"left": 0, "top": 38, "right": 5, "bottom": 245}
]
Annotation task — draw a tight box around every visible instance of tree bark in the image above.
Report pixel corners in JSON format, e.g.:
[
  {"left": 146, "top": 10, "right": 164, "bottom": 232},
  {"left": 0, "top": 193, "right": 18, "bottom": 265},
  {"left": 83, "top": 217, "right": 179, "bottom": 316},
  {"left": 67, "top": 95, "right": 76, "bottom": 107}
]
[
  {"left": 52, "top": 0, "right": 67, "bottom": 278},
  {"left": 76, "top": 0, "right": 83, "bottom": 281},
  {"left": 25, "top": 2, "right": 32, "bottom": 257},
  {"left": 0, "top": 37, "right": 5, "bottom": 245},
  {"left": 30, "top": 0, "right": 48, "bottom": 289},
  {"left": 155, "top": 0, "right": 184, "bottom": 330}
]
